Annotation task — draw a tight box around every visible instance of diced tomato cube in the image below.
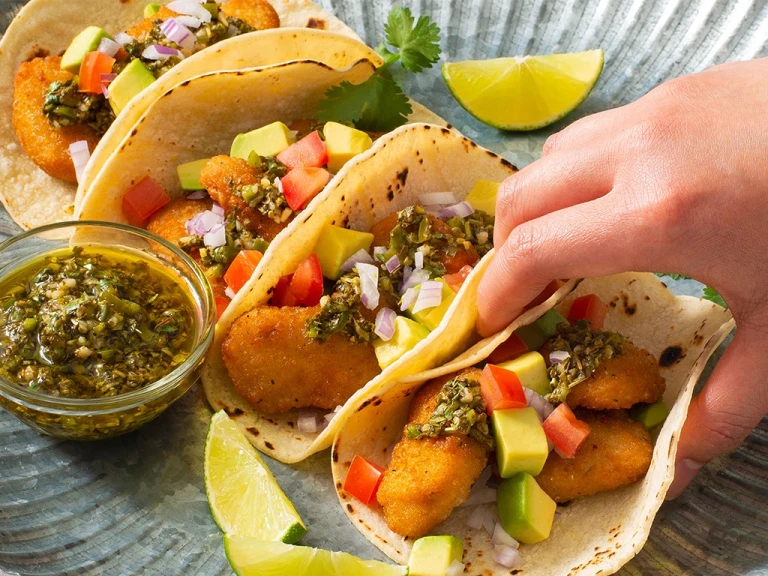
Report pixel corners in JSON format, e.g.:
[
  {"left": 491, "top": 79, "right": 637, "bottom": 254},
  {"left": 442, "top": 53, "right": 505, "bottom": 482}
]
[
  {"left": 114, "top": 47, "right": 129, "bottom": 62},
  {"left": 276, "top": 131, "right": 328, "bottom": 170},
  {"left": 79, "top": 51, "right": 115, "bottom": 94},
  {"left": 568, "top": 294, "right": 608, "bottom": 329},
  {"left": 271, "top": 274, "right": 296, "bottom": 307},
  {"left": 122, "top": 176, "right": 170, "bottom": 227},
  {"left": 215, "top": 296, "right": 230, "bottom": 321},
  {"left": 443, "top": 264, "right": 474, "bottom": 293},
  {"left": 542, "top": 403, "right": 591, "bottom": 458},
  {"left": 224, "top": 250, "right": 263, "bottom": 295},
  {"left": 281, "top": 167, "right": 331, "bottom": 211},
  {"left": 289, "top": 253, "right": 323, "bottom": 306},
  {"left": 480, "top": 364, "right": 528, "bottom": 415},
  {"left": 524, "top": 280, "right": 565, "bottom": 311},
  {"left": 488, "top": 333, "right": 529, "bottom": 364},
  {"left": 343, "top": 455, "right": 385, "bottom": 505}
]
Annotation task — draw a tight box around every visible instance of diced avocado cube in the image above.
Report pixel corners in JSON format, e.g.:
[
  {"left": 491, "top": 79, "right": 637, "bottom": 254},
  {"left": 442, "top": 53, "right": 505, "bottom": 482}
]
[
  {"left": 465, "top": 180, "right": 500, "bottom": 215},
  {"left": 108, "top": 59, "right": 155, "bottom": 115},
  {"left": 61, "top": 26, "right": 113, "bottom": 74},
  {"left": 515, "top": 309, "right": 568, "bottom": 351},
  {"left": 497, "top": 472, "right": 557, "bottom": 545},
  {"left": 408, "top": 535, "right": 463, "bottom": 576},
  {"left": 314, "top": 225, "right": 374, "bottom": 280},
  {"left": 407, "top": 279, "right": 456, "bottom": 331},
  {"left": 231, "top": 122, "right": 294, "bottom": 160},
  {"left": 493, "top": 408, "right": 549, "bottom": 478},
  {"left": 324, "top": 122, "right": 373, "bottom": 173},
  {"left": 630, "top": 400, "right": 669, "bottom": 430},
  {"left": 177, "top": 158, "right": 210, "bottom": 191},
  {"left": 374, "top": 316, "right": 430, "bottom": 369},
  {"left": 143, "top": 3, "right": 161, "bottom": 18},
  {"left": 498, "top": 351, "right": 551, "bottom": 397}
]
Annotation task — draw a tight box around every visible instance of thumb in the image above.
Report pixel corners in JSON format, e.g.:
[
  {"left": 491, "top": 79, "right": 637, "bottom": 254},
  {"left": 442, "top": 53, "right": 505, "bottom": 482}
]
[{"left": 667, "top": 327, "right": 768, "bottom": 499}]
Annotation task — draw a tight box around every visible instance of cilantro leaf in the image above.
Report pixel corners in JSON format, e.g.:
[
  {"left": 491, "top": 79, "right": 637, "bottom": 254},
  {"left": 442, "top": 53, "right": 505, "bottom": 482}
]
[
  {"left": 317, "top": 69, "right": 412, "bottom": 132},
  {"left": 384, "top": 7, "right": 441, "bottom": 73},
  {"left": 703, "top": 287, "right": 727, "bottom": 309}
]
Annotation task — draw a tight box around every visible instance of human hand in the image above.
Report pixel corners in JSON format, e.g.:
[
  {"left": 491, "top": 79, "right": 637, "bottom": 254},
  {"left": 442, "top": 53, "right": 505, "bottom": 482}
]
[{"left": 477, "top": 58, "right": 768, "bottom": 498}]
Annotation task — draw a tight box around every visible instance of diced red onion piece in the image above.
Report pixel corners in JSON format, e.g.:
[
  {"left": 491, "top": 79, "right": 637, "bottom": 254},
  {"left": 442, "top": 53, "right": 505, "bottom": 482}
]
[
  {"left": 297, "top": 410, "right": 321, "bottom": 433},
  {"left": 400, "top": 287, "right": 419, "bottom": 311},
  {"left": 524, "top": 388, "right": 554, "bottom": 421},
  {"left": 493, "top": 545, "right": 521, "bottom": 569},
  {"left": 68, "top": 140, "right": 90, "bottom": 184},
  {"left": 176, "top": 15, "right": 202, "bottom": 29},
  {"left": 113, "top": 32, "right": 135, "bottom": 46},
  {"left": 492, "top": 523, "right": 520, "bottom": 548},
  {"left": 385, "top": 254, "right": 400, "bottom": 274},
  {"left": 374, "top": 307, "right": 396, "bottom": 341},
  {"left": 399, "top": 267, "right": 430, "bottom": 295},
  {"left": 414, "top": 250, "right": 424, "bottom": 269},
  {"left": 482, "top": 510, "right": 495, "bottom": 535},
  {"left": 185, "top": 209, "right": 223, "bottom": 235},
  {"left": 142, "top": 44, "right": 184, "bottom": 60},
  {"left": 100, "top": 83, "right": 110, "bottom": 98},
  {"left": 466, "top": 506, "right": 491, "bottom": 530},
  {"left": 356, "top": 263, "right": 379, "bottom": 310},
  {"left": 324, "top": 405, "right": 342, "bottom": 424},
  {"left": 549, "top": 350, "right": 570, "bottom": 364},
  {"left": 438, "top": 201, "right": 475, "bottom": 220},
  {"left": 225, "top": 286, "right": 236, "bottom": 300},
  {"left": 159, "top": 18, "right": 195, "bottom": 50},
  {"left": 373, "top": 246, "right": 386, "bottom": 258},
  {"left": 419, "top": 192, "right": 458, "bottom": 206},
  {"left": 476, "top": 465, "right": 493, "bottom": 488},
  {"left": 340, "top": 248, "right": 374, "bottom": 272},
  {"left": 412, "top": 280, "right": 443, "bottom": 314},
  {"left": 211, "top": 203, "right": 224, "bottom": 216},
  {"left": 97, "top": 37, "right": 121, "bottom": 57},
  {"left": 446, "top": 560, "right": 465, "bottom": 576},
  {"left": 101, "top": 73, "right": 117, "bottom": 84},
  {"left": 167, "top": 0, "right": 213, "bottom": 22},
  {"left": 461, "top": 486, "right": 497, "bottom": 507},
  {"left": 203, "top": 222, "right": 226, "bottom": 247},
  {"left": 186, "top": 190, "right": 208, "bottom": 200},
  {"left": 460, "top": 465, "right": 494, "bottom": 509}
]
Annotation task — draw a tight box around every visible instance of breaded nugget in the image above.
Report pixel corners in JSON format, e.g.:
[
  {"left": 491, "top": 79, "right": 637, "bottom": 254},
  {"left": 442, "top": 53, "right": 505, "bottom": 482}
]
[
  {"left": 124, "top": 7, "right": 179, "bottom": 39},
  {"left": 221, "top": 0, "right": 280, "bottom": 30},
  {"left": 370, "top": 213, "right": 479, "bottom": 274},
  {"left": 12, "top": 56, "right": 101, "bottom": 182},
  {"left": 566, "top": 342, "right": 665, "bottom": 410},
  {"left": 199, "top": 155, "right": 288, "bottom": 241},
  {"left": 377, "top": 369, "right": 490, "bottom": 538},
  {"left": 221, "top": 305, "right": 381, "bottom": 414},
  {"left": 536, "top": 410, "right": 653, "bottom": 503},
  {"left": 147, "top": 198, "right": 212, "bottom": 245}
]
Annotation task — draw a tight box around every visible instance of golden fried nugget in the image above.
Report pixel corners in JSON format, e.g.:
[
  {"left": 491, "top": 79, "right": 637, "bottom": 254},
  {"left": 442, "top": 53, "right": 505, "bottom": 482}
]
[
  {"left": 536, "top": 410, "right": 653, "bottom": 503},
  {"left": 124, "top": 7, "right": 179, "bottom": 39},
  {"left": 567, "top": 342, "right": 666, "bottom": 410},
  {"left": 370, "top": 213, "right": 479, "bottom": 275},
  {"left": 12, "top": 56, "right": 101, "bottom": 183},
  {"left": 377, "top": 369, "right": 490, "bottom": 538},
  {"left": 147, "top": 198, "right": 211, "bottom": 245},
  {"left": 221, "top": 0, "right": 280, "bottom": 30},
  {"left": 199, "top": 155, "right": 288, "bottom": 241},
  {"left": 221, "top": 305, "right": 381, "bottom": 414}
]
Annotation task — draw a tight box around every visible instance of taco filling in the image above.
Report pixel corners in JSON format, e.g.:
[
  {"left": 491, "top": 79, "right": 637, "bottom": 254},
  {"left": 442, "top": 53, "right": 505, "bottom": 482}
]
[
  {"left": 12, "top": 0, "right": 279, "bottom": 183},
  {"left": 342, "top": 298, "right": 667, "bottom": 570},
  {"left": 219, "top": 186, "right": 499, "bottom": 419}
]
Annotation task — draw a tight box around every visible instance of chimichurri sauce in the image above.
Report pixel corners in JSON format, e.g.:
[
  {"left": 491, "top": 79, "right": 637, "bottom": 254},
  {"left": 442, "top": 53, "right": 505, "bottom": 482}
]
[{"left": 0, "top": 246, "right": 195, "bottom": 398}]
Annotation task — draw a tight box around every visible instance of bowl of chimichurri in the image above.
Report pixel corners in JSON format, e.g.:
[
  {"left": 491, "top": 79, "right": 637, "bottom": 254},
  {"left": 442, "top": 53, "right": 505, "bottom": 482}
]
[{"left": 0, "top": 221, "right": 215, "bottom": 440}]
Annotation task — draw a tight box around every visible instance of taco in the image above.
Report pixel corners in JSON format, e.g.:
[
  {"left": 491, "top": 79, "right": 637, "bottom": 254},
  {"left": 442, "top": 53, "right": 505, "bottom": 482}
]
[
  {"left": 0, "top": 0, "right": 375, "bottom": 229},
  {"left": 201, "top": 122, "right": 531, "bottom": 464},
  {"left": 77, "top": 60, "right": 444, "bottom": 321},
  {"left": 332, "top": 274, "right": 733, "bottom": 575}
]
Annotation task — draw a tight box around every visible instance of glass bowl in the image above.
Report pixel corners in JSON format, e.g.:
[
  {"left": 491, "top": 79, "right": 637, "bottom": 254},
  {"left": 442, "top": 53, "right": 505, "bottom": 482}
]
[{"left": 0, "top": 221, "right": 215, "bottom": 440}]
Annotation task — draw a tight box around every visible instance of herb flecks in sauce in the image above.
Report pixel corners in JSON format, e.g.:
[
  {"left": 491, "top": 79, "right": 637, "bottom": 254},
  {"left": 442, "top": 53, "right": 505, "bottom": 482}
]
[
  {"left": 0, "top": 247, "right": 195, "bottom": 398},
  {"left": 43, "top": 79, "right": 116, "bottom": 134},
  {"left": 405, "top": 374, "right": 494, "bottom": 450},
  {"left": 444, "top": 210, "right": 494, "bottom": 257},
  {"left": 238, "top": 154, "right": 291, "bottom": 223},
  {"left": 546, "top": 320, "right": 626, "bottom": 404}
]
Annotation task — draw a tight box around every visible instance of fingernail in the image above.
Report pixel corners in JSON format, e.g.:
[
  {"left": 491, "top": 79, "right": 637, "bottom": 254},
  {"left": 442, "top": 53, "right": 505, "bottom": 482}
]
[{"left": 666, "top": 459, "right": 704, "bottom": 500}]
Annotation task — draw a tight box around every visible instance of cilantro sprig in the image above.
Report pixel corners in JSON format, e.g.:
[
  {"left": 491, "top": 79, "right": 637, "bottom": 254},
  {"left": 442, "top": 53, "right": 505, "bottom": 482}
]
[{"left": 317, "top": 7, "right": 441, "bottom": 132}]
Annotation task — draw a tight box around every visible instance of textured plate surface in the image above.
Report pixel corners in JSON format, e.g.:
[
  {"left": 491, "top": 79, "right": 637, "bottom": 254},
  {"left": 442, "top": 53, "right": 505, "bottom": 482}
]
[{"left": 1, "top": 0, "right": 767, "bottom": 575}]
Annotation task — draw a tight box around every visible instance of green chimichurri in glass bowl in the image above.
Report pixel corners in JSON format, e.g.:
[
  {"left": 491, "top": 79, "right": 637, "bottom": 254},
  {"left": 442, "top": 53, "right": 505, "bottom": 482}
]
[{"left": 0, "top": 221, "right": 215, "bottom": 440}]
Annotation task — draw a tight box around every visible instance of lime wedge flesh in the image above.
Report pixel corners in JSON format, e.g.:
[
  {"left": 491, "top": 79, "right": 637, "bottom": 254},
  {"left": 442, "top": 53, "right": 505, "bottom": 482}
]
[
  {"left": 443, "top": 49, "right": 604, "bottom": 131},
  {"left": 225, "top": 537, "right": 408, "bottom": 576},
  {"left": 205, "top": 411, "right": 306, "bottom": 543}
]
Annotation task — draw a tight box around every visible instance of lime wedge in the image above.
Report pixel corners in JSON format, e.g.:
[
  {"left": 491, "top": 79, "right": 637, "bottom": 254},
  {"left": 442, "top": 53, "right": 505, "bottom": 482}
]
[
  {"left": 442, "top": 49, "right": 604, "bottom": 131},
  {"left": 205, "top": 410, "right": 306, "bottom": 543},
  {"left": 224, "top": 537, "right": 408, "bottom": 576}
]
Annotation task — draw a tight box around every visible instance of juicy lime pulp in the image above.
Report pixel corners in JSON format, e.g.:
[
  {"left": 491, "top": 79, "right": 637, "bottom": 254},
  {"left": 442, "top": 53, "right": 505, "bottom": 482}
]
[
  {"left": 224, "top": 537, "right": 408, "bottom": 576},
  {"left": 442, "top": 49, "right": 604, "bottom": 131},
  {"left": 204, "top": 411, "right": 306, "bottom": 543}
]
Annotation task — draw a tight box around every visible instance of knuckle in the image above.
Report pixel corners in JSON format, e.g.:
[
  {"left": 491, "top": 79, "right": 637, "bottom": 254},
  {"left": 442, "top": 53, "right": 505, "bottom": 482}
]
[
  {"left": 697, "top": 398, "right": 755, "bottom": 453},
  {"left": 629, "top": 115, "right": 678, "bottom": 151},
  {"left": 542, "top": 133, "right": 560, "bottom": 156},
  {"left": 502, "top": 224, "right": 541, "bottom": 278},
  {"left": 495, "top": 174, "right": 528, "bottom": 226}
]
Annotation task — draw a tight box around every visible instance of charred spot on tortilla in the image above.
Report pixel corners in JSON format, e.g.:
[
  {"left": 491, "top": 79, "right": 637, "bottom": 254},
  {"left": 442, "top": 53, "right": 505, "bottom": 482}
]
[
  {"left": 659, "top": 345, "right": 684, "bottom": 366},
  {"left": 264, "top": 441, "right": 274, "bottom": 450},
  {"left": 346, "top": 503, "right": 354, "bottom": 513},
  {"left": 332, "top": 448, "right": 339, "bottom": 462},
  {"left": 396, "top": 168, "right": 409, "bottom": 186},
  {"left": 246, "top": 427, "right": 260, "bottom": 436},
  {"left": 223, "top": 406, "right": 244, "bottom": 417},
  {"left": 287, "top": 421, "right": 294, "bottom": 428},
  {"left": 25, "top": 47, "right": 50, "bottom": 61},
  {"left": 387, "top": 190, "right": 395, "bottom": 201},
  {"left": 307, "top": 18, "right": 326, "bottom": 29},
  {"left": 373, "top": 398, "right": 383, "bottom": 406}
]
